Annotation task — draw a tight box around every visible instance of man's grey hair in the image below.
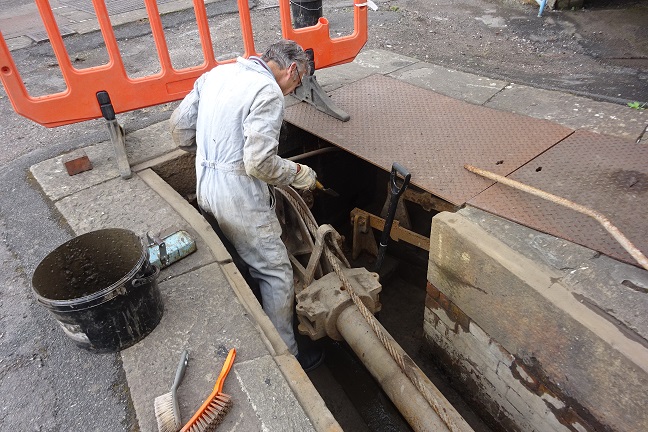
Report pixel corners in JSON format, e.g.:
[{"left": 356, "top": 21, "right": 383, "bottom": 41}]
[{"left": 261, "top": 39, "right": 310, "bottom": 74}]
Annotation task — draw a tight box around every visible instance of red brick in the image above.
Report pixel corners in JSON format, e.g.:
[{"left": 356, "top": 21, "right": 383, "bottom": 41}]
[
  {"left": 560, "top": 407, "right": 594, "bottom": 431},
  {"left": 450, "top": 303, "right": 470, "bottom": 332},
  {"left": 425, "top": 293, "right": 441, "bottom": 311},
  {"left": 426, "top": 281, "right": 441, "bottom": 299},
  {"left": 63, "top": 150, "right": 92, "bottom": 176},
  {"left": 437, "top": 290, "right": 451, "bottom": 311}
]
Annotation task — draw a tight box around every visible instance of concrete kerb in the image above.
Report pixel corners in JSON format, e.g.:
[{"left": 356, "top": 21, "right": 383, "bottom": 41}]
[{"left": 136, "top": 168, "right": 342, "bottom": 432}]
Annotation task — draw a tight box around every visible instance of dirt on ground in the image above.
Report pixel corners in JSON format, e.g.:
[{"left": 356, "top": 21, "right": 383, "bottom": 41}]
[{"left": 347, "top": 0, "right": 648, "bottom": 104}]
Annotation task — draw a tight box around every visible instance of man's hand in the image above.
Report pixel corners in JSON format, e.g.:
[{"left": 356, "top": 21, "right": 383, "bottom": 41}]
[{"left": 291, "top": 164, "right": 317, "bottom": 190}]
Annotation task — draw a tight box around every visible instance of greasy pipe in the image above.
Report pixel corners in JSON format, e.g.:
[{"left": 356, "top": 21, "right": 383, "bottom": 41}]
[
  {"left": 287, "top": 146, "right": 341, "bottom": 162},
  {"left": 336, "top": 307, "right": 453, "bottom": 432}
]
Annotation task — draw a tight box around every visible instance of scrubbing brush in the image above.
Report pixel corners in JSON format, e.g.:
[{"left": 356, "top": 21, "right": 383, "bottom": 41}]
[
  {"left": 180, "top": 348, "right": 236, "bottom": 432},
  {"left": 154, "top": 349, "right": 189, "bottom": 432}
]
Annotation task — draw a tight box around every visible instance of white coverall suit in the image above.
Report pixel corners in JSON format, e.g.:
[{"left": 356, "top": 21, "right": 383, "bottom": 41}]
[{"left": 170, "top": 57, "right": 300, "bottom": 355}]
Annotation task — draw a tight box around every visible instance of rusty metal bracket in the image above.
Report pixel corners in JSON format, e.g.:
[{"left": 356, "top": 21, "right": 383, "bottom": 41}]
[
  {"left": 293, "top": 74, "right": 350, "bottom": 122},
  {"left": 351, "top": 211, "right": 379, "bottom": 260},
  {"left": 351, "top": 208, "right": 430, "bottom": 257},
  {"left": 379, "top": 186, "right": 458, "bottom": 228},
  {"left": 401, "top": 187, "right": 458, "bottom": 214}
]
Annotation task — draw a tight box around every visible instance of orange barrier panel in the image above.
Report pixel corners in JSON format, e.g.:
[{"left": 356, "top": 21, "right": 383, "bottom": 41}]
[
  {"left": 279, "top": 0, "right": 367, "bottom": 69},
  {"left": 0, "top": 0, "right": 368, "bottom": 128}
]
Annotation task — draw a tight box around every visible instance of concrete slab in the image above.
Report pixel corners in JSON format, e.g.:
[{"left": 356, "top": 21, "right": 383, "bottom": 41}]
[
  {"left": 125, "top": 119, "right": 177, "bottom": 164},
  {"left": 461, "top": 206, "right": 648, "bottom": 342},
  {"left": 121, "top": 262, "right": 276, "bottom": 432},
  {"left": 428, "top": 208, "right": 648, "bottom": 432},
  {"left": 31, "top": 141, "right": 120, "bottom": 202},
  {"left": 53, "top": 173, "right": 215, "bottom": 279},
  {"left": 4, "top": 35, "right": 33, "bottom": 51},
  {"left": 388, "top": 62, "right": 508, "bottom": 106},
  {"left": 30, "top": 120, "right": 176, "bottom": 202},
  {"left": 313, "top": 48, "right": 417, "bottom": 92},
  {"left": 0, "top": 4, "right": 47, "bottom": 39},
  {"left": 486, "top": 83, "right": 648, "bottom": 141},
  {"left": 235, "top": 354, "right": 316, "bottom": 431}
]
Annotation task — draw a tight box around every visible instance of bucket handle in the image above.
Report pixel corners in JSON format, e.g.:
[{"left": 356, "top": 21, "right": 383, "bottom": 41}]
[{"left": 131, "top": 264, "right": 160, "bottom": 288}]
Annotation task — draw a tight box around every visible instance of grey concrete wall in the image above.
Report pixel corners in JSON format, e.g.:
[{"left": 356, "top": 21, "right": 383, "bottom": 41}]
[{"left": 424, "top": 208, "right": 648, "bottom": 432}]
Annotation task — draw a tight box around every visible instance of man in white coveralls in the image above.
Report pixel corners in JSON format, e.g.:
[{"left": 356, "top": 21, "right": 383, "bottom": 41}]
[{"left": 170, "top": 40, "right": 324, "bottom": 371}]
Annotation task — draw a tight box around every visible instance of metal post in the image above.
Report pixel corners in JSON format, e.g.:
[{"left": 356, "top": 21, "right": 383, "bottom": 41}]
[{"left": 97, "top": 91, "right": 131, "bottom": 179}]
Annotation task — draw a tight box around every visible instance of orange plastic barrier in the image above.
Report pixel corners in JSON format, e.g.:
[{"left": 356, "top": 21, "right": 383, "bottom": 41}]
[
  {"left": 0, "top": 0, "right": 368, "bottom": 127},
  {"left": 279, "top": 0, "right": 367, "bottom": 69}
]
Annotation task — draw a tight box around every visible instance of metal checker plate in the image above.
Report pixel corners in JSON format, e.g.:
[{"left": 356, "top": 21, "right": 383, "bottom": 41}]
[
  {"left": 469, "top": 130, "right": 648, "bottom": 266},
  {"left": 284, "top": 74, "right": 572, "bottom": 206}
]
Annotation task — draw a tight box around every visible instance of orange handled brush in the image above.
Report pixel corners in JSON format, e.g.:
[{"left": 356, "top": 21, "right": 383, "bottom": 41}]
[{"left": 181, "top": 348, "right": 236, "bottom": 432}]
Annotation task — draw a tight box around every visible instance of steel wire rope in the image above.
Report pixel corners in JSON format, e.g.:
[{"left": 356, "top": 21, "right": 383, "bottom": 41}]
[
  {"left": 280, "top": 189, "right": 465, "bottom": 432},
  {"left": 289, "top": 0, "right": 324, "bottom": 12}
]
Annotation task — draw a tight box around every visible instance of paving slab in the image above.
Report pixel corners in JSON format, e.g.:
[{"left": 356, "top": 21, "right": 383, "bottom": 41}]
[
  {"left": 460, "top": 206, "right": 648, "bottom": 343},
  {"left": 388, "top": 62, "right": 508, "bottom": 106},
  {"left": 122, "top": 262, "right": 276, "bottom": 432},
  {"left": 53, "top": 173, "right": 215, "bottom": 280},
  {"left": 313, "top": 48, "right": 417, "bottom": 92},
  {"left": 44, "top": 166, "right": 320, "bottom": 430},
  {"left": 486, "top": 83, "right": 648, "bottom": 140},
  {"left": 428, "top": 208, "right": 648, "bottom": 432},
  {"left": 235, "top": 354, "right": 315, "bottom": 431},
  {"left": 30, "top": 120, "right": 176, "bottom": 202}
]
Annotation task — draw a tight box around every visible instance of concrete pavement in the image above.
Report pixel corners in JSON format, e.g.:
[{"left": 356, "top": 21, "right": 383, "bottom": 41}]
[{"left": 1, "top": 0, "right": 646, "bottom": 430}]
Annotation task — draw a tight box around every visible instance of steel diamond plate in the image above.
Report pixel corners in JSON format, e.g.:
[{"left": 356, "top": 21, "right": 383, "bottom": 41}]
[
  {"left": 284, "top": 74, "right": 573, "bottom": 205},
  {"left": 469, "top": 130, "right": 648, "bottom": 267}
]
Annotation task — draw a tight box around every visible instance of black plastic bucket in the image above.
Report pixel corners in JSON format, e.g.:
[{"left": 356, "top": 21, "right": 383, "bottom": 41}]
[
  {"left": 32, "top": 228, "right": 164, "bottom": 353},
  {"left": 291, "top": 0, "right": 323, "bottom": 28}
]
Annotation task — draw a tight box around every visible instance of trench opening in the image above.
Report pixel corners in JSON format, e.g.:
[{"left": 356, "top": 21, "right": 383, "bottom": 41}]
[{"left": 150, "top": 123, "right": 493, "bottom": 432}]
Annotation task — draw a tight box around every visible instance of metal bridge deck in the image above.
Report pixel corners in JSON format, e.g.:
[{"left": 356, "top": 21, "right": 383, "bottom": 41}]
[
  {"left": 284, "top": 74, "right": 647, "bottom": 267},
  {"left": 285, "top": 74, "right": 572, "bottom": 206},
  {"left": 469, "top": 130, "right": 648, "bottom": 266}
]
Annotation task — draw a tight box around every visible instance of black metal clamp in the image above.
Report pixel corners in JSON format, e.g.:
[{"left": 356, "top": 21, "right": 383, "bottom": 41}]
[
  {"left": 293, "top": 49, "right": 351, "bottom": 122},
  {"left": 373, "top": 162, "right": 411, "bottom": 272}
]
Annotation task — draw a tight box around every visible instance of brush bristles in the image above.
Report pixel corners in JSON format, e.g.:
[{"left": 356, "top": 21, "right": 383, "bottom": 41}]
[
  {"left": 185, "top": 394, "right": 232, "bottom": 432},
  {"left": 154, "top": 392, "right": 181, "bottom": 432}
]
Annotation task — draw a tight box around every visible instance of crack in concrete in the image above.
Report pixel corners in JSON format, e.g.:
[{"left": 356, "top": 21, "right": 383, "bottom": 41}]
[{"left": 571, "top": 292, "right": 648, "bottom": 349}]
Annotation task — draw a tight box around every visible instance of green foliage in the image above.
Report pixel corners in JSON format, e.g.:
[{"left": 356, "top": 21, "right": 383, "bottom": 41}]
[
  {"left": 389, "top": 5, "right": 400, "bottom": 11},
  {"left": 627, "top": 101, "right": 647, "bottom": 110}
]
